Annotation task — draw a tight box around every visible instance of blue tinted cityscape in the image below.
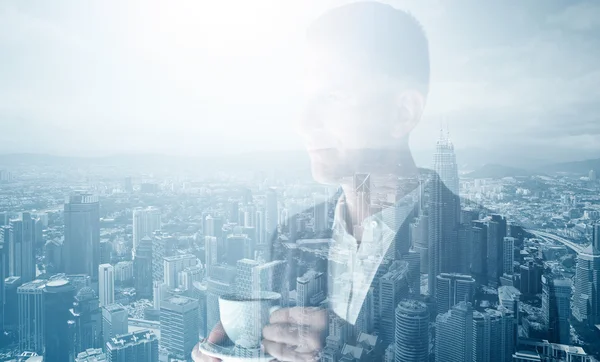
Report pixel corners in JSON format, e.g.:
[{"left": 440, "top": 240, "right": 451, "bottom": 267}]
[
  {"left": 2, "top": 1, "right": 600, "bottom": 362},
  {"left": 1, "top": 131, "right": 599, "bottom": 361}
]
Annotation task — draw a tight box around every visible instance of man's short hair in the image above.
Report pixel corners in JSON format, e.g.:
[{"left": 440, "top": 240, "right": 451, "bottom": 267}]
[{"left": 307, "top": 1, "right": 430, "bottom": 96}]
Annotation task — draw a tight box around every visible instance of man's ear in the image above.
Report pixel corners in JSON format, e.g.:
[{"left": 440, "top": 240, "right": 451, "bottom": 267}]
[{"left": 391, "top": 90, "right": 425, "bottom": 139}]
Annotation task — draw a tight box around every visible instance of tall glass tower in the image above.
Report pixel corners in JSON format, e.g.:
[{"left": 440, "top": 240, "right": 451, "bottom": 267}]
[
  {"left": 43, "top": 277, "right": 76, "bottom": 362},
  {"left": 63, "top": 193, "right": 100, "bottom": 281}
]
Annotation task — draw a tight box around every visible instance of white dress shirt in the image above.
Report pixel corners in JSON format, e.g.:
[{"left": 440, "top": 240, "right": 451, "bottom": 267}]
[{"left": 328, "top": 179, "right": 424, "bottom": 325}]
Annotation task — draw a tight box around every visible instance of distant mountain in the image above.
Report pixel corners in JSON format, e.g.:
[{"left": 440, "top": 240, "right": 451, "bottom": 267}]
[
  {"left": 465, "top": 163, "right": 535, "bottom": 179},
  {"left": 538, "top": 158, "right": 600, "bottom": 175}
]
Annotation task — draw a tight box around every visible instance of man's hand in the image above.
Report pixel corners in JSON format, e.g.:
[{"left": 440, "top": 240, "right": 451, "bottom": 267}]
[
  {"left": 262, "top": 307, "right": 327, "bottom": 362},
  {"left": 192, "top": 322, "right": 227, "bottom": 362}
]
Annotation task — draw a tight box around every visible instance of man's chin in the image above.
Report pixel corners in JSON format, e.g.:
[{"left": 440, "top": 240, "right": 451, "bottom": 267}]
[{"left": 310, "top": 163, "right": 341, "bottom": 185}]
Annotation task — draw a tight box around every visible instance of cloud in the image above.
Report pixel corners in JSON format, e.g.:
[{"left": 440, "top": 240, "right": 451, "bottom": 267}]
[{"left": 547, "top": 2, "right": 600, "bottom": 31}]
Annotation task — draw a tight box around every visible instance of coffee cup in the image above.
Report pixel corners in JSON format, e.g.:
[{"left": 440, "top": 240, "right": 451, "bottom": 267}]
[{"left": 218, "top": 292, "right": 281, "bottom": 349}]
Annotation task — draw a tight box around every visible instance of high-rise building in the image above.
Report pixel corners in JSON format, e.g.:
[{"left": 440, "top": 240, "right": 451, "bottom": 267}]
[
  {"left": 163, "top": 254, "right": 197, "bottom": 289},
  {"left": 205, "top": 236, "right": 218, "bottom": 278},
  {"left": 411, "top": 214, "right": 429, "bottom": 274},
  {"left": 102, "top": 304, "right": 129, "bottom": 348},
  {"left": 379, "top": 263, "right": 409, "bottom": 345},
  {"left": 469, "top": 221, "right": 487, "bottom": 283},
  {"left": 519, "top": 259, "right": 543, "bottom": 296},
  {"left": 224, "top": 234, "right": 252, "bottom": 266},
  {"left": 123, "top": 176, "right": 133, "bottom": 193},
  {"left": 435, "top": 302, "right": 473, "bottom": 362},
  {"left": 105, "top": 330, "right": 158, "bottom": 362},
  {"left": 151, "top": 231, "right": 173, "bottom": 282},
  {"left": 394, "top": 300, "right": 429, "bottom": 362},
  {"left": 64, "top": 193, "right": 100, "bottom": 281},
  {"left": 132, "top": 207, "right": 161, "bottom": 257},
  {"left": 10, "top": 213, "right": 36, "bottom": 283},
  {"left": 486, "top": 215, "right": 507, "bottom": 285},
  {"left": 160, "top": 295, "right": 199, "bottom": 360},
  {"left": 472, "top": 308, "right": 515, "bottom": 362},
  {"left": 133, "top": 237, "right": 153, "bottom": 299},
  {"left": 4, "top": 276, "right": 22, "bottom": 334},
  {"left": 428, "top": 131, "right": 461, "bottom": 295},
  {"left": 99, "top": 264, "right": 115, "bottom": 307},
  {"left": 589, "top": 169, "right": 597, "bottom": 181},
  {"left": 43, "top": 278, "right": 76, "bottom": 362},
  {"left": 573, "top": 224, "right": 600, "bottom": 327},
  {"left": 18, "top": 279, "right": 47, "bottom": 354},
  {"left": 1, "top": 225, "right": 12, "bottom": 278},
  {"left": 99, "top": 240, "right": 112, "bottom": 264},
  {"left": 113, "top": 261, "right": 133, "bottom": 283},
  {"left": 265, "top": 188, "right": 278, "bottom": 242},
  {"left": 503, "top": 237, "right": 515, "bottom": 275},
  {"left": 542, "top": 275, "right": 571, "bottom": 344},
  {"left": 179, "top": 265, "right": 204, "bottom": 291},
  {"left": 435, "top": 273, "right": 475, "bottom": 315},
  {"left": 0, "top": 239, "right": 6, "bottom": 330},
  {"left": 71, "top": 287, "right": 102, "bottom": 353}
]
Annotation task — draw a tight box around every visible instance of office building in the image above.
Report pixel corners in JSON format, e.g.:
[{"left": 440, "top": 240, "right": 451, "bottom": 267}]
[
  {"left": 105, "top": 330, "right": 158, "bottom": 362},
  {"left": 113, "top": 261, "right": 133, "bottom": 283},
  {"left": 573, "top": 222, "right": 600, "bottom": 326},
  {"left": 160, "top": 295, "right": 199, "bottom": 360},
  {"left": 265, "top": 188, "right": 278, "bottom": 242},
  {"left": 0, "top": 239, "right": 6, "bottom": 330},
  {"left": 503, "top": 237, "right": 515, "bottom": 275},
  {"left": 435, "top": 302, "right": 473, "bottom": 362},
  {"left": 151, "top": 231, "right": 173, "bottom": 282},
  {"left": 411, "top": 214, "right": 429, "bottom": 273},
  {"left": 99, "top": 240, "right": 112, "bottom": 264},
  {"left": 18, "top": 279, "right": 47, "bottom": 354},
  {"left": 179, "top": 264, "right": 203, "bottom": 291},
  {"left": 163, "top": 254, "right": 197, "bottom": 289},
  {"left": 487, "top": 215, "right": 507, "bottom": 285},
  {"left": 43, "top": 277, "right": 76, "bottom": 362},
  {"left": 71, "top": 287, "right": 102, "bottom": 353},
  {"left": 133, "top": 237, "right": 153, "bottom": 299},
  {"left": 519, "top": 259, "right": 543, "bottom": 296},
  {"left": 4, "top": 276, "right": 22, "bottom": 334},
  {"left": 132, "top": 207, "right": 161, "bottom": 256},
  {"left": 513, "top": 339, "right": 594, "bottom": 362},
  {"left": 435, "top": 273, "right": 475, "bottom": 315},
  {"left": 10, "top": 213, "right": 36, "bottom": 283},
  {"left": 473, "top": 308, "right": 515, "bottom": 362},
  {"left": 542, "top": 275, "right": 571, "bottom": 344},
  {"left": 64, "top": 193, "right": 100, "bottom": 281},
  {"left": 313, "top": 193, "right": 329, "bottom": 233},
  {"left": 224, "top": 233, "right": 252, "bottom": 266},
  {"left": 395, "top": 300, "right": 429, "bottom": 362},
  {"left": 378, "top": 263, "right": 409, "bottom": 345},
  {"left": 45, "top": 239, "right": 63, "bottom": 273},
  {"left": 99, "top": 264, "right": 115, "bottom": 307},
  {"left": 102, "top": 304, "right": 128, "bottom": 348}
]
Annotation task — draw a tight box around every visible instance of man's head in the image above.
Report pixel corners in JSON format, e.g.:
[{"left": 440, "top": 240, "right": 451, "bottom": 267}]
[{"left": 297, "top": 1, "right": 430, "bottom": 184}]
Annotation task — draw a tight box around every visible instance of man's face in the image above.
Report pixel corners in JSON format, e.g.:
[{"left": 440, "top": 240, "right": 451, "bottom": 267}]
[{"left": 297, "top": 49, "right": 400, "bottom": 184}]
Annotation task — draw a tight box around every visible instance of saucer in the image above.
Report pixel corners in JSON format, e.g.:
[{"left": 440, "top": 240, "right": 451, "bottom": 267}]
[{"left": 197, "top": 339, "right": 274, "bottom": 362}]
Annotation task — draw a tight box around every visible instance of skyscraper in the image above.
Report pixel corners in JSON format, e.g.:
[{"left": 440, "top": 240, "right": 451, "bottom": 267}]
[
  {"left": 132, "top": 207, "right": 161, "bottom": 257},
  {"left": 573, "top": 224, "right": 600, "bottom": 327},
  {"left": 487, "top": 215, "right": 507, "bottom": 285},
  {"left": 98, "top": 264, "right": 115, "bottom": 307},
  {"left": 313, "top": 193, "right": 329, "bottom": 233},
  {"left": 503, "top": 236, "right": 515, "bottom": 275},
  {"left": 265, "top": 187, "right": 278, "bottom": 242},
  {"left": 160, "top": 295, "right": 199, "bottom": 360},
  {"left": 151, "top": 231, "right": 173, "bottom": 282},
  {"left": 472, "top": 308, "right": 515, "bottom": 362},
  {"left": 105, "top": 330, "right": 158, "bottom": 362},
  {"left": 10, "top": 213, "right": 36, "bottom": 283},
  {"left": 18, "top": 279, "right": 47, "bottom": 354},
  {"left": 0, "top": 239, "right": 6, "bottom": 330},
  {"left": 102, "top": 304, "right": 129, "bottom": 348},
  {"left": 43, "top": 277, "right": 76, "bottom": 362},
  {"left": 378, "top": 263, "right": 409, "bottom": 345},
  {"left": 395, "top": 300, "right": 429, "bottom": 362},
  {"left": 133, "top": 237, "right": 153, "bottom": 299},
  {"left": 542, "top": 275, "right": 571, "bottom": 344},
  {"left": 428, "top": 131, "right": 460, "bottom": 295},
  {"left": 163, "top": 254, "right": 197, "bottom": 289},
  {"left": 64, "top": 193, "right": 100, "bottom": 281},
  {"left": 435, "top": 273, "right": 475, "bottom": 315},
  {"left": 71, "top": 287, "right": 102, "bottom": 353},
  {"left": 435, "top": 302, "right": 473, "bottom": 362}
]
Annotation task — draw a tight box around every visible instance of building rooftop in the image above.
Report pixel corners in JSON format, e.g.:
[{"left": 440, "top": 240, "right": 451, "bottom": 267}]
[
  {"left": 103, "top": 303, "right": 126, "bottom": 312},
  {"left": 108, "top": 329, "right": 157, "bottom": 349},
  {"left": 163, "top": 254, "right": 196, "bottom": 262},
  {"left": 18, "top": 279, "right": 47, "bottom": 291},
  {"left": 164, "top": 295, "right": 196, "bottom": 306}
]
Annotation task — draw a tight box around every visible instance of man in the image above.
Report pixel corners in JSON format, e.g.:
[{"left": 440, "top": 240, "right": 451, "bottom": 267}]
[{"left": 195, "top": 2, "right": 448, "bottom": 361}]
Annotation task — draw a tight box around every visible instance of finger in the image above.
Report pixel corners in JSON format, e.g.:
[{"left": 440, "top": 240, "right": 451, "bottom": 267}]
[
  {"left": 263, "top": 323, "right": 323, "bottom": 351},
  {"left": 269, "top": 307, "right": 327, "bottom": 329},
  {"left": 262, "top": 339, "right": 319, "bottom": 362},
  {"left": 207, "top": 322, "right": 227, "bottom": 344},
  {"left": 191, "top": 340, "right": 221, "bottom": 362}
]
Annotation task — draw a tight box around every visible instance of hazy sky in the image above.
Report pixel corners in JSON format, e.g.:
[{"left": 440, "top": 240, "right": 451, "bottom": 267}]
[{"left": 1, "top": 0, "right": 599, "bottom": 160}]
